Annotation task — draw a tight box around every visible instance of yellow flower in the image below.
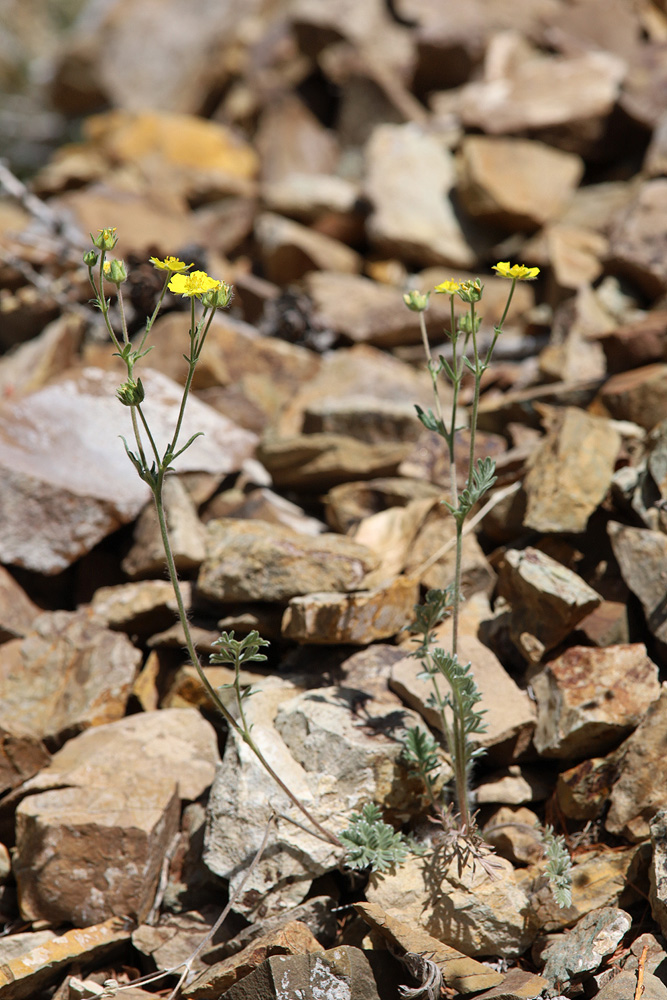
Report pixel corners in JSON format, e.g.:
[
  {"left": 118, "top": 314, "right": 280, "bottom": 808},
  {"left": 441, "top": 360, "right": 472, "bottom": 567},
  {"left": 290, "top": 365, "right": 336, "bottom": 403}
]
[
  {"left": 492, "top": 261, "right": 540, "bottom": 281},
  {"left": 168, "top": 270, "right": 221, "bottom": 298},
  {"left": 433, "top": 280, "right": 461, "bottom": 295},
  {"left": 150, "top": 256, "right": 192, "bottom": 273}
]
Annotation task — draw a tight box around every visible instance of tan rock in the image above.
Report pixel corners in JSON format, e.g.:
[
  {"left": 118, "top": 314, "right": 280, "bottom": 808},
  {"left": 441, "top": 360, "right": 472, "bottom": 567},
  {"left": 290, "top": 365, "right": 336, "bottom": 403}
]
[
  {"left": 203, "top": 487, "right": 326, "bottom": 537},
  {"left": 0, "top": 609, "right": 140, "bottom": 744},
  {"left": 606, "top": 689, "right": 667, "bottom": 842},
  {"left": 198, "top": 518, "right": 376, "bottom": 603},
  {"left": 557, "top": 756, "right": 619, "bottom": 821},
  {"left": 0, "top": 565, "right": 40, "bottom": 641},
  {"left": 90, "top": 578, "right": 189, "bottom": 635},
  {"left": 350, "top": 499, "right": 435, "bottom": 586},
  {"left": 257, "top": 433, "right": 411, "bottom": 490},
  {"left": 649, "top": 809, "right": 667, "bottom": 939},
  {"left": 262, "top": 173, "right": 359, "bottom": 223},
  {"left": 282, "top": 575, "right": 419, "bottom": 644},
  {"left": 474, "top": 765, "right": 554, "bottom": 806},
  {"left": 483, "top": 806, "right": 544, "bottom": 867},
  {"left": 302, "top": 395, "right": 421, "bottom": 444},
  {"left": 608, "top": 521, "right": 667, "bottom": 644},
  {"left": 122, "top": 475, "right": 206, "bottom": 580},
  {"left": 255, "top": 95, "right": 340, "bottom": 186},
  {"left": 364, "top": 123, "right": 477, "bottom": 268},
  {"left": 366, "top": 851, "right": 536, "bottom": 957},
  {"left": 255, "top": 211, "right": 361, "bottom": 284},
  {"left": 495, "top": 547, "right": 601, "bottom": 662},
  {"left": 402, "top": 502, "right": 494, "bottom": 595},
  {"left": 0, "top": 724, "right": 50, "bottom": 796},
  {"left": 325, "top": 477, "right": 442, "bottom": 533},
  {"left": 0, "top": 313, "right": 85, "bottom": 399},
  {"left": 608, "top": 179, "right": 667, "bottom": 297},
  {"left": 594, "top": 311, "right": 667, "bottom": 374},
  {"left": 544, "top": 224, "right": 608, "bottom": 292},
  {"left": 523, "top": 407, "right": 621, "bottom": 534},
  {"left": 597, "top": 363, "right": 667, "bottom": 430},
  {"left": 0, "top": 918, "right": 131, "bottom": 1000},
  {"left": 458, "top": 136, "right": 583, "bottom": 231},
  {"left": 530, "top": 644, "right": 660, "bottom": 758}
]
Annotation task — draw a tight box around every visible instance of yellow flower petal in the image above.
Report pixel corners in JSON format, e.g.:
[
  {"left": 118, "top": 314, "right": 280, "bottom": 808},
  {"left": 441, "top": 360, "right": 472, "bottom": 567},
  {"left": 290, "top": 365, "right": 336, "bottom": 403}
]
[
  {"left": 492, "top": 261, "right": 540, "bottom": 281},
  {"left": 150, "top": 255, "right": 192, "bottom": 273},
  {"left": 168, "top": 270, "right": 221, "bottom": 298},
  {"left": 433, "top": 280, "right": 461, "bottom": 295}
]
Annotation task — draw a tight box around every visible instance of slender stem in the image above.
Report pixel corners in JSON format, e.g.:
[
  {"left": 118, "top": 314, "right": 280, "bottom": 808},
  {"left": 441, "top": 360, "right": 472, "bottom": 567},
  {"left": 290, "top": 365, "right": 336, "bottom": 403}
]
[
  {"left": 497, "top": 277, "right": 517, "bottom": 331},
  {"left": 448, "top": 295, "right": 459, "bottom": 510},
  {"left": 452, "top": 523, "right": 462, "bottom": 658},
  {"left": 117, "top": 286, "right": 130, "bottom": 346},
  {"left": 135, "top": 402, "right": 162, "bottom": 470},
  {"left": 129, "top": 407, "right": 148, "bottom": 471},
  {"left": 450, "top": 682, "right": 470, "bottom": 828},
  {"left": 153, "top": 490, "right": 340, "bottom": 848},
  {"left": 466, "top": 301, "right": 479, "bottom": 488}
]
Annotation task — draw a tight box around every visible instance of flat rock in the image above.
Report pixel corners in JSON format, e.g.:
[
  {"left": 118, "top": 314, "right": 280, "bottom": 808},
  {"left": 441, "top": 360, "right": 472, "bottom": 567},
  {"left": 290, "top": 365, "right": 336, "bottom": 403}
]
[
  {"left": 302, "top": 395, "right": 421, "bottom": 445},
  {"left": 0, "top": 918, "right": 131, "bottom": 1000},
  {"left": 0, "top": 312, "right": 84, "bottom": 399},
  {"left": 594, "top": 310, "right": 667, "bottom": 374},
  {"left": 522, "top": 407, "right": 621, "bottom": 534},
  {"left": 596, "top": 363, "right": 667, "bottom": 430},
  {"left": 649, "top": 808, "right": 667, "bottom": 938},
  {"left": 326, "top": 477, "right": 442, "bottom": 533},
  {"left": 257, "top": 433, "right": 411, "bottom": 490},
  {"left": 608, "top": 179, "right": 667, "bottom": 297},
  {"left": 121, "top": 475, "right": 206, "bottom": 580},
  {"left": 0, "top": 609, "right": 141, "bottom": 745},
  {"left": 366, "top": 851, "right": 536, "bottom": 958},
  {"left": 0, "top": 367, "right": 257, "bottom": 573},
  {"left": 255, "top": 211, "right": 362, "bottom": 284},
  {"left": 594, "top": 970, "right": 667, "bottom": 1000},
  {"left": 608, "top": 521, "right": 667, "bottom": 643},
  {"left": 540, "top": 907, "right": 632, "bottom": 987},
  {"left": 90, "top": 578, "right": 188, "bottom": 636},
  {"left": 197, "top": 518, "right": 376, "bottom": 602},
  {"left": 350, "top": 499, "right": 434, "bottom": 585},
  {"left": 458, "top": 136, "right": 583, "bottom": 231},
  {"left": 474, "top": 765, "right": 554, "bottom": 806},
  {"left": 281, "top": 575, "right": 419, "bottom": 644},
  {"left": 606, "top": 689, "right": 667, "bottom": 842},
  {"left": 402, "top": 502, "right": 495, "bottom": 595},
  {"left": 364, "top": 122, "right": 477, "bottom": 267},
  {"left": 495, "top": 547, "right": 602, "bottom": 662},
  {"left": 215, "top": 946, "right": 382, "bottom": 1000},
  {"left": 529, "top": 643, "right": 660, "bottom": 758},
  {"left": 203, "top": 487, "right": 326, "bottom": 537}
]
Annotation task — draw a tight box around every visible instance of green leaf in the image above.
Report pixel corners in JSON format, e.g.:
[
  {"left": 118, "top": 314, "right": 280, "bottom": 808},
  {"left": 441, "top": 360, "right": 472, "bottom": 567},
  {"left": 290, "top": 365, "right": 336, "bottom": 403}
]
[{"left": 340, "top": 803, "right": 411, "bottom": 873}]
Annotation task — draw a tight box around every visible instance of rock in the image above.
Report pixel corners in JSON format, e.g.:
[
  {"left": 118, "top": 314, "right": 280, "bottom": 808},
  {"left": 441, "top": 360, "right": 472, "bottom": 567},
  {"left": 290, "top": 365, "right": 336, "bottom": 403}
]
[
  {"left": 15, "top": 776, "right": 180, "bottom": 926},
  {"left": 477, "top": 377, "right": 603, "bottom": 436},
  {"left": 541, "top": 224, "right": 609, "bottom": 294},
  {"left": 596, "top": 363, "right": 667, "bottom": 430},
  {"left": 483, "top": 806, "right": 545, "bottom": 867},
  {"left": 197, "top": 518, "right": 376, "bottom": 603},
  {"left": 594, "top": 311, "right": 667, "bottom": 374},
  {"left": 649, "top": 808, "right": 667, "bottom": 938},
  {"left": 456, "top": 48, "right": 625, "bottom": 158},
  {"left": 257, "top": 433, "right": 411, "bottom": 490},
  {"left": 529, "top": 644, "right": 660, "bottom": 759},
  {"left": 0, "top": 724, "right": 50, "bottom": 796},
  {"left": 402, "top": 502, "right": 495, "bottom": 595},
  {"left": 366, "top": 851, "right": 536, "bottom": 958},
  {"left": 608, "top": 179, "right": 667, "bottom": 298},
  {"left": 255, "top": 95, "right": 340, "bottom": 186},
  {"left": 254, "top": 211, "right": 361, "bottom": 284},
  {"left": 213, "top": 946, "right": 382, "bottom": 1000},
  {"left": 0, "top": 918, "right": 131, "bottom": 1000},
  {"left": 0, "top": 565, "right": 41, "bottom": 641},
  {"left": 522, "top": 407, "right": 621, "bottom": 534},
  {"left": 494, "top": 547, "right": 602, "bottom": 663},
  {"left": 472, "top": 968, "right": 550, "bottom": 1000},
  {"left": 608, "top": 522, "right": 667, "bottom": 644},
  {"left": 0, "top": 367, "right": 257, "bottom": 574},
  {"left": 90, "top": 578, "right": 188, "bottom": 636},
  {"left": 326, "top": 477, "right": 442, "bottom": 533},
  {"left": 204, "top": 684, "right": 427, "bottom": 916},
  {"left": 594, "top": 970, "right": 667, "bottom": 1000},
  {"left": 540, "top": 907, "right": 632, "bottom": 987},
  {"left": 606, "top": 689, "right": 667, "bottom": 842},
  {"left": 262, "top": 172, "right": 359, "bottom": 223},
  {"left": 282, "top": 575, "right": 419, "bottom": 644},
  {"left": 0, "top": 312, "right": 84, "bottom": 398},
  {"left": 182, "top": 920, "right": 325, "bottom": 998},
  {"left": 121, "top": 475, "right": 206, "bottom": 580},
  {"left": 303, "top": 395, "right": 421, "bottom": 445},
  {"left": 354, "top": 900, "right": 505, "bottom": 993},
  {"left": 458, "top": 137, "right": 584, "bottom": 231},
  {"left": 0, "top": 609, "right": 141, "bottom": 745},
  {"left": 364, "top": 123, "right": 477, "bottom": 267},
  {"left": 204, "top": 486, "right": 326, "bottom": 536},
  {"left": 474, "top": 765, "right": 554, "bottom": 806},
  {"left": 131, "top": 908, "right": 228, "bottom": 982},
  {"left": 557, "top": 756, "right": 618, "bottom": 821},
  {"left": 350, "top": 498, "right": 434, "bottom": 585}
]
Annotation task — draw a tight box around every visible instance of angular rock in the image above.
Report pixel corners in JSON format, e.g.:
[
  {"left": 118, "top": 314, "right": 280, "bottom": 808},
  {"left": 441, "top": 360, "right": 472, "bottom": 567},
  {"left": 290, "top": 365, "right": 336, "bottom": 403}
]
[
  {"left": 649, "top": 808, "right": 667, "bottom": 939},
  {"left": 0, "top": 565, "right": 40, "bottom": 642},
  {"left": 0, "top": 367, "right": 257, "bottom": 573},
  {"left": 0, "top": 724, "right": 50, "bottom": 796},
  {"left": 0, "top": 918, "right": 131, "bottom": 1000},
  {"left": 596, "top": 363, "right": 667, "bottom": 430},
  {"left": 132, "top": 908, "right": 229, "bottom": 981},
  {"left": 182, "top": 920, "right": 325, "bottom": 999},
  {"left": 303, "top": 395, "right": 421, "bottom": 445},
  {"left": 458, "top": 136, "right": 583, "bottom": 231},
  {"left": 608, "top": 521, "right": 667, "bottom": 643},
  {"left": 594, "top": 971, "right": 667, "bottom": 1000},
  {"left": 15, "top": 775, "right": 180, "bottom": 926},
  {"left": 557, "top": 756, "right": 618, "bottom": 821},
  {"left": 474, "top": 765, "right": 554, "bottom": 806},
  {"left": 214, "top": 946, "right": 382, "bottom": 1000},
  {"left": 282, "top": 575, "right": 419, "bottom": 644},
  {"left": 198, "top": 518, "right": 376, "bottom": 603},
  {"left": 364, "top": 123, "right": 477, "bottom": 267},
  {"left": 366, "top": 851, "right": 536, "bottom": 958},
  {"left": 325, "top": 477, "right": 441, "bottom": 533},
  {"left": 606, "top": 689, "right": 667, "bottom": 841},
  {"left": 0, "top": 609, "right": 141, "bottom": 745},
  {"left": 255, "top": 94, "right": 340, "bottom": 186},
  {"left": 608, "top": 179, "right": 667, "bottom": 297},
  {"left": 402, "top": 502, "right": 495, "bottom": 595},
  {"left": 354, "top": 901, "right": 504, "bottom": 993},
  {"left": 540, "top": 907, "right": 632, "bottom": 987},
  {"left": 483, "top": 806, "right": 545, "bottom": 867},
  {"left": 529, "top": 643, "right": 660, "bottom": 758},
  {"left": 257, "top": 433, "right": 411, "bottom": 490},
  {"left": 90, "top": 578, "right": 189, "bottom": 636},
  {"left": 204, "top": 684, "right": 427, "bottom": 916},
  {"left": 255, "top": 211, "right": 361, "bottom": 284},
  {"left": 522, "top": 407, "right": 621, "bottom": 534},
  {"left": 594, "top": 311, "right": 667, "bottom": 374},
  {"left": 350, "top": 499, "right": 434, "bottom": 585},
  {"left": 121, "top": 475, "right": 206, "bottom": 580},
  {"left": 495, "top": 547, "right": 602, "bottom": 662},
  {"left": 203, "top": 487, "right": 326, "bottom": 537},
  {"left": 0, "top": 312, "right": 84, "bottom": 398}
]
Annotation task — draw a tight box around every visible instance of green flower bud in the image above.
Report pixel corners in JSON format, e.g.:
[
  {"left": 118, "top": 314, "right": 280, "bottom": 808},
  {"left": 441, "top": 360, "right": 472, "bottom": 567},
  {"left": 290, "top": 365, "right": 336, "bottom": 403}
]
[
  {"left": 200, "top": 281, "right": 233, "bottom": 310},
  {"left": 92, "top": 227, "right": 118, "bottom": 251},
  {"left": 83, "top": 250, "right": 99, "bottom": 267},
  {"left": 457, "top": 279, "right": 483, "bottom": 304},
  {"left": 458, "top": 313, "right": 481, "bottom": 336},
  {"left": 116, "top": 377, "right": 145, "bottom": 406},
  {"left": 103, "top": 259, "right": 127, "bottom": 285},
  {"left": 403, "top": 289, "right": 430, "bottom": 312}
]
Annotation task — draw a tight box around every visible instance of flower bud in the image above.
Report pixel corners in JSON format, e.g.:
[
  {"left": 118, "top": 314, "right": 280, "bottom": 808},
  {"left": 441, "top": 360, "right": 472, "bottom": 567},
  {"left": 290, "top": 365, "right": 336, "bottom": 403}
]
[
  {"left": 92, "top": 227, "right": 118, "bottom": 251},
  {"left": 116, "top": 377, "right": 145, "bottom": 406},
  {"left": 83, "top": 250, "right": 99, "bottom": 267},
  {"left": 457, "top": 278, "right": 483, "bottom": 303},
  {"left": 403, "top": 289, "right": 430, "bottom": 312},
  {"left": 103, "top": 259, "right": 127, "bottom": 285},
  {"left": 200, "top": 281, "right": 233, "bottom": 310}
]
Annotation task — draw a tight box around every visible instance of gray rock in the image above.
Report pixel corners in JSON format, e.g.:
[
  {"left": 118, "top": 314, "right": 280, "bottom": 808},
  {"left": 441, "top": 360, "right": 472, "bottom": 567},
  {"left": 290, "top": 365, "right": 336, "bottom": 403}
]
[
  {"left": 540, "top": 907, "right": 632, "bottom": 987},
  {"left": 122, "top": 475, "right": 206, "bottom": 580},
  {"left": 217, "top": 946, "right": 382, "bottom": 1000},
  {"left": 606, "top": 690, "right": 667, "bottom": 841},
  {"left": 608, "top": 179, "right": 667, "bottom": 297},
  {"left": 649, "top": 808, "right": 667, "bottom": 938},
  {"left": 594, "top": 971, "right": 667, "bottom": 1000},
  {"left": 608, "top": 521, "right": 667, "bottom": 644}
]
